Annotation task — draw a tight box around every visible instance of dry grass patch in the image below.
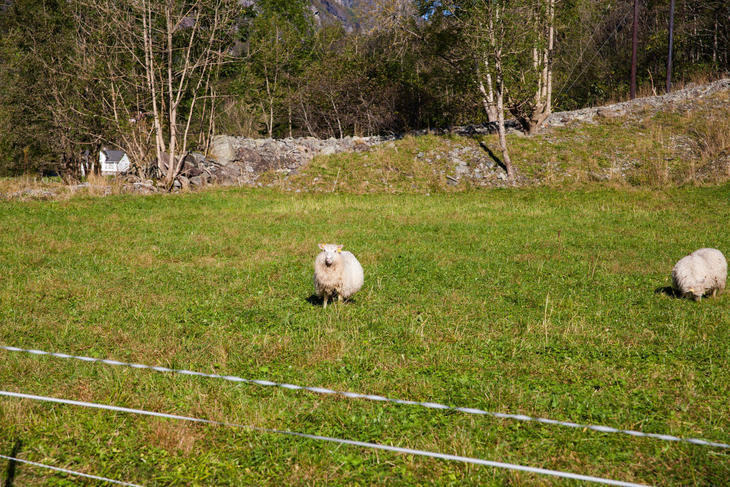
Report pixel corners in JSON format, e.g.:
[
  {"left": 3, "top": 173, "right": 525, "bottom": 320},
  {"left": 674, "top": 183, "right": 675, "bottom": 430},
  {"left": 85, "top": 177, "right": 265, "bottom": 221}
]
[{"left": 146, "top": 420, "right": 201, "bottom": 456}]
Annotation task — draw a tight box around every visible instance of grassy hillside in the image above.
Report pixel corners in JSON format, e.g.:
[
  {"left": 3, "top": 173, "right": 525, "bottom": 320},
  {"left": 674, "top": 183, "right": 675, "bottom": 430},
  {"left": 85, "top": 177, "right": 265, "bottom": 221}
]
[
  {"left": 265, "top": 87, "right": 730, "bottom": 192},
  {"left": 1, "top": 186, "right": 729, "bottom": 485},
  {"left": 2, "top": 86, "right": 728, "bottom": 202}
]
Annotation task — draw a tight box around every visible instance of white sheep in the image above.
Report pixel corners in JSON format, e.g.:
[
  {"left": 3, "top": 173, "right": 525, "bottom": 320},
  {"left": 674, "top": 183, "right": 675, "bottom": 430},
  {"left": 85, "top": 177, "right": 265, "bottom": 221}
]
[
  {"left": 671, "top": 248, "right": 727, "bottom": 301},
  {"left": 313, "top": 243, "right": 364, "bottom": 308}
]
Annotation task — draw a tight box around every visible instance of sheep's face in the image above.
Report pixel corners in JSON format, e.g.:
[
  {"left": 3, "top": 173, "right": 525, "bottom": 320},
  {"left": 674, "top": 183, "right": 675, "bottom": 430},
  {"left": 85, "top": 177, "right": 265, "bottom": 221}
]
[
  {"left": 319, "top": 243, "right": 343, "bottom": 267},
  {"left": 687, "top": 286, "right": 703, "bottom": 301}
]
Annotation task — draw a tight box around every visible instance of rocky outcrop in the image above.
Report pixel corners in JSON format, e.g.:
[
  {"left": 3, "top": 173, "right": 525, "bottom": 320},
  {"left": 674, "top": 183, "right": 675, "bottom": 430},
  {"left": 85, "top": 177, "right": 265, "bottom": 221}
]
[
  {"left": 310, "top": 0, "right": 377, "bottom": 31},
  {"left": 417, "top": 145, "right": 512, "bottom": 186},
  {"left": 64, "top": 134, "right": 394, "bottom": 194},
  {"left": 189, "top": 134, "right": 393, "bottom": 186},
  {"left": 207, "top": 135, "right": 238, "bottom": 164},
  {"left": 546, "top": 78, "right": 730, "bottom": 127},
  {"left": 414, "top": 78, "right": 730, "bottom": 135}
]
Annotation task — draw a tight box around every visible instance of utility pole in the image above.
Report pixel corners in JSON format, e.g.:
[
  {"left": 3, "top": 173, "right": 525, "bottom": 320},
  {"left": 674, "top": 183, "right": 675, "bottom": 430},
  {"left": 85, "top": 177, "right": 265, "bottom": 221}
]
[
  {"left": 630, "top": 0, "right": 639, "bottom": 99},
  {"left": 666, "top": 0, "right": 675, "bottom": 93}
]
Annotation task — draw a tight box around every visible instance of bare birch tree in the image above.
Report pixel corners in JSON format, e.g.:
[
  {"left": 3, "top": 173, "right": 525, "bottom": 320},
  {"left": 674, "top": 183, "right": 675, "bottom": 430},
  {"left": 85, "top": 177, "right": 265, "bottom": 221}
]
[
  {"left": 446, "top": 0, "right": 558, "bottom": 179},
  {"left": 508, "top": 0, "right": 555, "bottom": 134},
  {"left": 72, "top": 0, "right": 238, "bottom": 186},
  {"left": 451, "top": 0, "right": 520, "bottom": 179}
]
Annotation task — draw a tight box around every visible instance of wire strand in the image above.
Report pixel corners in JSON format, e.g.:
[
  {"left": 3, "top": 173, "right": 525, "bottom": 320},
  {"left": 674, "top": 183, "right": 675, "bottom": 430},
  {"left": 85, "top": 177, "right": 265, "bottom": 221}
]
[
  {"left": 0, "top": 389, "right": 651, "bottom": 487},
  {"left": 0, "top": 345, "right": 730, "bottom": 449},
  {"left": 0, "top": 453, "right": 142, "bottom": 487},
  {"left": 2, "top": 344, "right": 727, "bottom": 449}
]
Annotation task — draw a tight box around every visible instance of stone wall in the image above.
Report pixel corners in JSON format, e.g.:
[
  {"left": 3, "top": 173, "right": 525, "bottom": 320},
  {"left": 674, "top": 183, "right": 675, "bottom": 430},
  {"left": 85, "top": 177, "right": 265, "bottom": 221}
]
[{"left": 178, "top": 134, "right": 394, "bottom": 188}]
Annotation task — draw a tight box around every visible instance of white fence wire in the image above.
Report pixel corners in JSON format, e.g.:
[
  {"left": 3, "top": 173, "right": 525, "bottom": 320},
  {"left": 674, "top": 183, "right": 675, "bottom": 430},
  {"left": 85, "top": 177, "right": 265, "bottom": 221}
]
[
  {"left": 0, "top": 390, "right": 651, "bottom": 487},
  {"left": 0, "top": 453, "right": 142, "bottom": 486},
  {"left": 2, "top": 344, "right": 727, "bottom": 449}
]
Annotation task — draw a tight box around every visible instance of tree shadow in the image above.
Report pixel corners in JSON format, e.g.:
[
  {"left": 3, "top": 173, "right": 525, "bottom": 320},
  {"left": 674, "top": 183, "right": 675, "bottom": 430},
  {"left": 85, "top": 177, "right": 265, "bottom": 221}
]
[
  {"left": 478, "top": 141, "right": 508, "bottom": 174},
  {"left": 4, "top": 440, "right": 22, "bottom": 487},
  {"left": 654, "top": 286, "right": 681, "bottom": 298}
]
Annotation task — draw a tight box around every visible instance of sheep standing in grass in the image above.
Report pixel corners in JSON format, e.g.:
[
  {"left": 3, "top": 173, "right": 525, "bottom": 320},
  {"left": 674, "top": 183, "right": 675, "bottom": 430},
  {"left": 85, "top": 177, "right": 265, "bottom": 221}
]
[
  {"left": 672, "top": 248, "right": 727, "bottom": 301},
  {"left": 314, "top": 243, "right": 364, "bottom": 308}
]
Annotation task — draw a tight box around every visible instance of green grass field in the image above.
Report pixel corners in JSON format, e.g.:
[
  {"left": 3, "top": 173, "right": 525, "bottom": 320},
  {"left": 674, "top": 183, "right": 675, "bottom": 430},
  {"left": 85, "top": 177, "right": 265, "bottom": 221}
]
[{"left": 1, "top": 186, "right": 729, "bottom": 485}]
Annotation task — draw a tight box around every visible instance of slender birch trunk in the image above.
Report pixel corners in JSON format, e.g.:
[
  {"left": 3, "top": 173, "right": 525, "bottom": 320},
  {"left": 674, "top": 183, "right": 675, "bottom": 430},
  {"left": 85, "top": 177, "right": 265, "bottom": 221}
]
[
  {"left": 478, "top": 59, "right": 498, "bottom": 122},
  {"left": 487, "top": 4, "right": 514, "bottom": 179},
  {"left": 495, "top": 52, "right": 514, "bottom": 179}
]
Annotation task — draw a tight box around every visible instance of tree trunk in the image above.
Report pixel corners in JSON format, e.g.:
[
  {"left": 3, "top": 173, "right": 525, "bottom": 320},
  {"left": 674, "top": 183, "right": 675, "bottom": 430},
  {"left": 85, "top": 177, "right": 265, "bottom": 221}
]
[
  {"left": 713, "top": 17, "right": 718, "bottom": 65},
  {"left": 164, "top": 3, "right": 177, "bottom": 187},
  {"left": 496, "top": 87, "right": 513, "bottom": 179},
  {"left": 143, "top": 0, "right": 164, "bottom": 177},
  {"left": 331, "top": 97, "right": 343, "bottom": 138},
  {"left": 666, "top": 0, "right": 675, "bottom": 93},
  {"left": 494, "top": 53, "right": 514, "bottom": 180},
  {"left": 484, "top": 3, "right": 514, "bottom": 180},
  {"left": 545, "top": 0, "right": 554, "bottom": 116},
  {"left": 478, "top": 59, "right": 498, "bottom": 122},
  {"left": 264, "top": 71, "right": 274, "bottom": 138},
  {"left": 269, "top": 97, "right": 274, "bottom": 138},
  {"left": 510, "top": 0, "right": 554, "bottom": 135},
  {"left": 630, "top": 0, "right": 638, "bottom": 99}
]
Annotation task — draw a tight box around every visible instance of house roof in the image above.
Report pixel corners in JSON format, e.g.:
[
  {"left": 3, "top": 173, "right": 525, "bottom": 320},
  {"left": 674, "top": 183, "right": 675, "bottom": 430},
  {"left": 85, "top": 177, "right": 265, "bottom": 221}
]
[{"left": 103, "top": 150, "right": 127, "bottom": 164}]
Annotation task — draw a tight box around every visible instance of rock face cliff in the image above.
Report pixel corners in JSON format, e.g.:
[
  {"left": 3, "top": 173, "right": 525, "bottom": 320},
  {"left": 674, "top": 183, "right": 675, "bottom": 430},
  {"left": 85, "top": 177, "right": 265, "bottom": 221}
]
[{"left": 310, "top": 0, "right": 404, "bottom": 31}]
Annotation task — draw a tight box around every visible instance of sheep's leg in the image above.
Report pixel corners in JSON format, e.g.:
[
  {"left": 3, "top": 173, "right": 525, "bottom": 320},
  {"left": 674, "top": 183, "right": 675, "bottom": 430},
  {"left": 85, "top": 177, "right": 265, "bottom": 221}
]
[
  {"left": 323, "top": 295, "right": 328, "bottom": 309},
  {"left": 338, "top": 294, "right": 343, "bottom": 303},
  {"left": 712, "top": 288, "right": 718, "bottom": 298}
]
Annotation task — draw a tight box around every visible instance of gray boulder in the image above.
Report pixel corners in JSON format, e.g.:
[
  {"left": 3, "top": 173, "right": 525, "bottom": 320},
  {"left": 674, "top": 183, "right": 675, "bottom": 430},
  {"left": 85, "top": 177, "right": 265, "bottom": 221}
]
[{"left": 208, "top": 136, "right": 238, "bottom": 165}]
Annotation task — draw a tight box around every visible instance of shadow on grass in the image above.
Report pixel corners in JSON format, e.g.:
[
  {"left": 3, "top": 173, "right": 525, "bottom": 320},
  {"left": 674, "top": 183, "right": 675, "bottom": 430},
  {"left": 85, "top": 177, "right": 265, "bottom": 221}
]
[
  {"left": 305, "top": 294, "right": 357, "bottom": 307},
  {"left": 654, "top": 286, "right": 682, "bottom": 298},
  {"left": 306, "top": 294, "right": 323, "bottom": 306},
  {"left": 4, "top": 440, "right": 22, "bottom": 487}
]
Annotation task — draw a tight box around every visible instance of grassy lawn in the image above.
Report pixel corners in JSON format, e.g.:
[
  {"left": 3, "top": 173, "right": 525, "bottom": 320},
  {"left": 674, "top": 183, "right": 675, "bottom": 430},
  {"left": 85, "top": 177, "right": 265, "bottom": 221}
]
[{"left": 1, "top": 186, "right": 729, "bottom": 485}]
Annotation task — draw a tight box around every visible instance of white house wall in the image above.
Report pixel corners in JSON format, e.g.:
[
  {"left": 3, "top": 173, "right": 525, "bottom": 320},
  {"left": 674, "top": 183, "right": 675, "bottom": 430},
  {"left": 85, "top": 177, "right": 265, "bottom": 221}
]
[
  {"left": 101, "top": 163, "right": 118, "bottom": 175},
  {"left": 99, "top": 152, "right": 131, "bottom": 175},
  {"left": 118, "top": 155, "right": 131, "bottom": 173}
]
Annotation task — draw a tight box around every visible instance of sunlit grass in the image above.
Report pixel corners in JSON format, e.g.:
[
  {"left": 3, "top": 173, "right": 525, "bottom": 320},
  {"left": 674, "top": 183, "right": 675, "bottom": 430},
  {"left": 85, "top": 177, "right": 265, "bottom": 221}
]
[{"left": 0, "top": 186, "right": 729, "bottom": 485}]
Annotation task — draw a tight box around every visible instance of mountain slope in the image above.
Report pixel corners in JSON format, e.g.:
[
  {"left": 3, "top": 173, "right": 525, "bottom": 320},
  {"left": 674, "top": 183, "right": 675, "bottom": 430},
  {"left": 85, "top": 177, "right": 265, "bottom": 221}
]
[{"left": 309, "top": 0, "right": 379, "bottom": 31}]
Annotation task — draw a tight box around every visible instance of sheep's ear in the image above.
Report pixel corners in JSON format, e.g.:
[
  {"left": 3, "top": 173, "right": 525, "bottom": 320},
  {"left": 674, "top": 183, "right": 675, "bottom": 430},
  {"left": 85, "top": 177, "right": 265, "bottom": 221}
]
[
  {"left": 318, "top": 243, "right": 326, "bottom": 250},
  {"left": 336, "top": 245, "right": 343, "bottom": 253}
]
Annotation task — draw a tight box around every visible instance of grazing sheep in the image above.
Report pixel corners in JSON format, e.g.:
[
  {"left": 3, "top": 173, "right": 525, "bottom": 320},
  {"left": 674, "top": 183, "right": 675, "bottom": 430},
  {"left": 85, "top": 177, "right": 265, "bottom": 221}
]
[
  {"left": 671, "top": 248, "right": 727, "bottom": 301},
  {"left": 313, "top": 243, "right": 364, "bottom": 308}
]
